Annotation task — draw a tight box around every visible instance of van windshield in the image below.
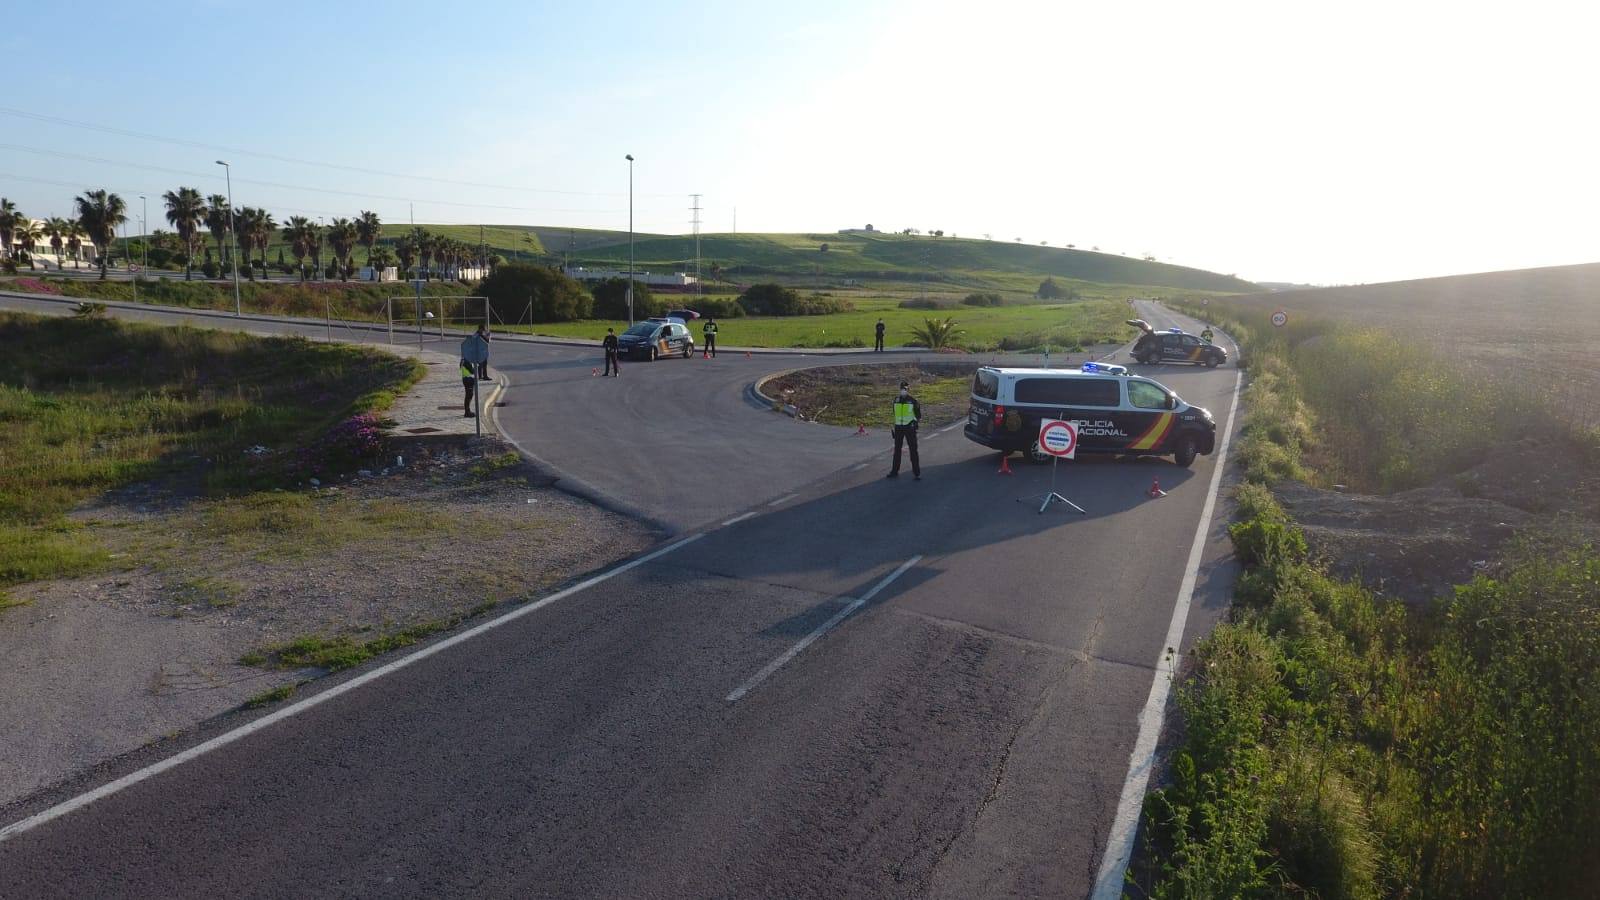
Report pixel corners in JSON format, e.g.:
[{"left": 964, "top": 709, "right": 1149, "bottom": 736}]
[{"left": 972, "top": 370, "right": 999, "bottom": 400}]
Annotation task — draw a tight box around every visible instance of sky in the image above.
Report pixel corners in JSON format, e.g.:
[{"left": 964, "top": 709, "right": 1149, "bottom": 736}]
[{"left": 3, "top": 0, "right": 1598, "bottom": 285}]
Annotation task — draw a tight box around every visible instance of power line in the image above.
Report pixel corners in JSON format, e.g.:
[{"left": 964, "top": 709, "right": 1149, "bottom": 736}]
[{"left": 0, "top": 105, "right": 685, "bottom": 199}]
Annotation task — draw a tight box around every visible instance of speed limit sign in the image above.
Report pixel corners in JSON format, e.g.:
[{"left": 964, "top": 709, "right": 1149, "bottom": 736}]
[{"left": 1271, "top": 309, "right": 1288, "bottom": 328}]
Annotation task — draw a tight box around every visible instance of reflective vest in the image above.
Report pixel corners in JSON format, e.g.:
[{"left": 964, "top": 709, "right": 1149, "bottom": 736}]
[
  {"left": 704, "top": 322, "right": 718, "bottom": 335},
  {"left": 460, "top": 361, "right": 473, "bottom": 378},
  {"left": 893, "top": 401, "right": 916, "bottom": 426}
]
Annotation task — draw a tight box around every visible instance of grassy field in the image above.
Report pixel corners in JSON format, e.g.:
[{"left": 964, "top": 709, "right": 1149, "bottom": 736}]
[
  {"left": 512, "top": 296, "right": 1135, "bottom": 351},
  {"left": 1136, "top": 298, "right": 1600, "bottom": 898},
  {"left": 1203, "top": 261, "right": 1600, "bottom": 428},
  {"left": 0, "top": 312, "right": 422, "bottom": 604},
  {"left": 3, "top": 276, "right": 474, "bottom": 324}
]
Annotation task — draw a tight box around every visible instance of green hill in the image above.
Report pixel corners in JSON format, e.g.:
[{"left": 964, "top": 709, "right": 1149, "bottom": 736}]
[{"left": 399, "top": 226, "right": 1257, "bottom": 295}]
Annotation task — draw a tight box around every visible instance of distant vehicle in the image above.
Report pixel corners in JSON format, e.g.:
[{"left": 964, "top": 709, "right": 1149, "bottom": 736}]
[
  {"left": 965, "top": 366, "right": 1217, "bottom": 467},
  {"left": 618, "top": 320, "right": 695, "bottom": 361},
  {"left": 666, "top": 308, "right": 701, "bottom": 321},
  {"left": 1127, "top": 319, "right": 1227, "bottom": 367}
]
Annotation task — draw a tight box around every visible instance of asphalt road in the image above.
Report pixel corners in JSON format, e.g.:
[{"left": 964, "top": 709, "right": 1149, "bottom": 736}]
[{"left": 0, "top": 293, "right": 1243, "bottom": 898}]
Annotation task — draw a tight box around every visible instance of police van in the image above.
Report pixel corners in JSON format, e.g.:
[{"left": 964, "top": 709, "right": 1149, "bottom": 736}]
[{"left": 964, "top": 365, "right": 1217, "bottom": 466}]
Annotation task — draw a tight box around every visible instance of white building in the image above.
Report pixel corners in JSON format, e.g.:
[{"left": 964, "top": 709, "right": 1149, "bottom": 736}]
[{"left": 563, "top": 266, "right": 697, "bottom": 288}]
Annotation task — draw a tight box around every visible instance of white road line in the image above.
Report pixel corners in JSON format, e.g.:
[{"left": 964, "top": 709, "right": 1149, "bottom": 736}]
[
  {"left": 725, "top": 555, "right": 922, "bottom": 703},
  {"left": 767, "top": 493, "right": 799, "bottom": 507},
  {"left": 937, "top": 422, "right": 961, "bottom": 434},
  {"left": 850, "top": 462, "right": 870, "bottom": 471},
  {"left": 1090, "top": 368, "right": 1243, "bottom": 899},
  {"left": 721, "top": 512, "right": 757, "bottom": 527},
  {"left": 0, "top": 531, "right": 706, "bottom": 844}
]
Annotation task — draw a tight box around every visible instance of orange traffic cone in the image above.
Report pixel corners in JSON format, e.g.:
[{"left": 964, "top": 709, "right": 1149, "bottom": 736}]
[
  {"left": 997, "top": 454, "right": 1014, "bottom": 475},
  {"left": 591, "top": 368, "right": 598, "bottom": 377},
  {"left": 1148, "top": 478, "right": 1167, "bottom": 498},
  {"left": 745, "top": 350, "right": 752, "bottom": 359},
  {"left": 703, "top": 348, "right": 709, "bottom": 359},
  {"left": 855, "top": 423, "right": 868, "bottom": 436}
]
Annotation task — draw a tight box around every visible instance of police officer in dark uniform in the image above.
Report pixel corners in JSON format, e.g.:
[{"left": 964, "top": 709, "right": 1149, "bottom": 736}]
[
  {"left": 703, "top": 317, "right": 718, "bottom": 357},
  {"left": 1200, "top": 327, "right": 1215, "bottom": 344},
  {"left": 887, "top": 380, "right": 922, "bottom": 480},
  {"left": 602, "top": 327, "right": 620, "bottom": 377},
  {"left": 874, "top": 318, "right": 886, "bottom": 352}
]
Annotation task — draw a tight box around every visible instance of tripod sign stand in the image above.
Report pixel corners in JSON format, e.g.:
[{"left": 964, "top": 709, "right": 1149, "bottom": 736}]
[{"left": 1018, "top": 418, "right": 1087, "bottom": 515}]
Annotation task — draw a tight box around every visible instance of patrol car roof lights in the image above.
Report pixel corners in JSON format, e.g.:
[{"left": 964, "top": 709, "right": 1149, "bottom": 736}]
[
  {"left": 1080, "top": 361, "right": 1101, "bottom": 373},
  {"left": 1168, "top": 327, "right": 1183, "bottom": 333}
]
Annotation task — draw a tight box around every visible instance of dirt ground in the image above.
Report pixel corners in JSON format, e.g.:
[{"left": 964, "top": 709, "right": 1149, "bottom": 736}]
[
  {"left": 0, "top": 436, "right": 655, "bottom": 807},
  {"left": 1277, "top": 434, "right": 1600, "bottom": 604}
]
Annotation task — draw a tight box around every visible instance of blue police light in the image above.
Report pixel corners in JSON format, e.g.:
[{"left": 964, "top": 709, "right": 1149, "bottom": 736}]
[
  {"left": 1081, "top": 361, "right": 1101, "bottom": 373},
  {"left": 1168, "top": 327, "right": 1182, "bottom": 333}
]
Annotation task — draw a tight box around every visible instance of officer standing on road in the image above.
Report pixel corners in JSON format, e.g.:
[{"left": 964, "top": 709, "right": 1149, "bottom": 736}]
[
  {"left": 874, "top": 318, "right": 886, "bottom": 352},
  {"left": 602, "top": 327, "right": 620, "bottom": 377},
  {"left": 460, "top": 358, "right": 477, "bottom": 417},
  {"left": 474, "top": 324, "right": 492, "bottom": 379},
  {"left": 703, "top": 317, "right": 719, "bottom": 358},
  {"left": 887, "top": 381, "right": 922, "bottom": 480},
  {"left": 1200, "top": 327, "right": 1215, "bottom": 344}
]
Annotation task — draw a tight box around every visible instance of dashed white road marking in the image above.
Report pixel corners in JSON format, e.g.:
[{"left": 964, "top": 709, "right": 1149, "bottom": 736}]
[
  {"left": 0, "top": 531, "right": 707, "bottom": 844},
  {"left": 721, "top": 512, "right": 757, "bottom": 527},
  {"left": 1091, "top": 365, "right": 1244, "bottom": 900},
  {"left": 725, "top": 555, "right": 922, "bottom": 703},
  {"left": 767, "top": 493, "right": 799, "bottom": 507},
  {"left": 850, "top": 462, "right": 870, "bottom": 471}
]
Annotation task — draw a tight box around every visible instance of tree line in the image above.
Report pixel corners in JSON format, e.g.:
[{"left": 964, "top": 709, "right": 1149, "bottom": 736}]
[{"left": 1, "top": 189, "right": 496, "bottom": 283}]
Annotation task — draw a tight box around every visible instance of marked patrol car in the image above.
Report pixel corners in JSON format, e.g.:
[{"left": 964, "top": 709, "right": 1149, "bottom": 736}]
[
  {"left": 1127, "top": 320, "right": 1228, "bottom": 368},
  {"left": 965, "top": 365, "right": 1217, "bottom": 466}
]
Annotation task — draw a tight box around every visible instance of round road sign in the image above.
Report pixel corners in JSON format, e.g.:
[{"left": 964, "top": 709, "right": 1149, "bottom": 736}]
[
  {"left": 1039, "top": 419, "right": 1078, "bottom": 459},
  {"left": 1201, "top": 298, "right": 1210, "bottom": 306},
  {"left": 1271, "top": 309, "right": 1288, "bottom": 328}
]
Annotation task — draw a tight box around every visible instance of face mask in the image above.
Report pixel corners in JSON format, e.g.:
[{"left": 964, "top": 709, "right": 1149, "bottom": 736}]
[{"left": 898, "top": 390, "right": 909, "bottom": 398}]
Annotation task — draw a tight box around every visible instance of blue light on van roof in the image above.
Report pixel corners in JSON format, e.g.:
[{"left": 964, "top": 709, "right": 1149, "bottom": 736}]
[{"left": 1081, "top": 361, "right": 1101, "bottom": 373}]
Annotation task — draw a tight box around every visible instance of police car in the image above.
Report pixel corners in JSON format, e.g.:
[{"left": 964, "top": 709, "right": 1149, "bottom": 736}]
[
  {"left": 965, "top": 365, "right": 1217, "bottom": 466},
  {"left": 616, "top": 319, "right": 695, "bottom": 360},
  {"left": 1128, "top": 321, "right": 1227, "bottom": 368}
]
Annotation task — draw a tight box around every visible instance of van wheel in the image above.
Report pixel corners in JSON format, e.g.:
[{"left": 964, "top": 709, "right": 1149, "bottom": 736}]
[
  {"left": 1173, "top": 434, "right": 1198, "bottom": 468},
  {"left": 1029, "top": 440, "right": 1052, "bottom": 464}
]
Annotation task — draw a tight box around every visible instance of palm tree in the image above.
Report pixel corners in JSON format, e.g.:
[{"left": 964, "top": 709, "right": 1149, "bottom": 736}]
[
  {"left": 326, "top": 217, "right": 357, "bottom": 281},
  {"left": 910, "top": 316, "right": 964, "bottom": 350},
  {"left": 355, "top": 211, "right": 382, "bottom": 280},
  {"left": 74, "top": 190, "right": 128, "bottom": 280},
  {"left": 44, "top": 217, "right": 70, "bottom": 268},
  {"left": 368, "top": 245, "right": 398, "bottom": 279},
  {"left": 203, "top": 194, "right": 233, "bottom": 274},
  {"left": 16, "top": 219, "right": 43, "bottom": 270},
  {"left": 0, "top": 198, "right": 19, "bottom": 262},
  {"left": 282, "top": 216, "right": 312, "bottom": 281},
  {"left": 163, "top": 187, "right": 205, "bottom": 280},
  {"left": 237, "top": 207, "right": 275, "bottom": 278},
  {"left": 395, "top": 233, "right": 418, "bottom": 278},
  {"left": 65, "top": 223, "right": 85, "bottom": 268},
  {"left": 307, "top": 221, "right": 325, "bottom": 279},
  {"left": 416, "top": 229, "right": 437, "bottom": 281}
]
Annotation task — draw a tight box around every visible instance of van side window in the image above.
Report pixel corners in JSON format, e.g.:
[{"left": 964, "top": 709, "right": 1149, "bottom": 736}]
[
  {"left": 973, "top": 370, "right": 999, "bottom": 400},
  {"left": 1127, "top": 380, "right": 1170, "bottom": 409},
  {"left": 1014, "top": 377, "right": 1119, "bottom": 407}
]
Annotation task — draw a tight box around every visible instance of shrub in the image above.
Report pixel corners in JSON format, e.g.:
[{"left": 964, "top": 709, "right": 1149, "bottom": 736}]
[
  {"left": 898, "top": 298, "right": 943, "bottom": 310},
  {"left": 687, "top": 296, "right": 744, "bottom": 318},
  {"left": 591, "top": 277, "right": 658, "bottom": 319},
  {"left": 961, "top": 292, "right": 1004, "bottom": 307},
  {"left": 736, "top": 283, "right": 853, "bottom": 316},
  {"left": 201, "top": 259, "right": 221, "bottom": 279},
  {"left": 477, "top": 263, "right": 592, "bottom": 323}
]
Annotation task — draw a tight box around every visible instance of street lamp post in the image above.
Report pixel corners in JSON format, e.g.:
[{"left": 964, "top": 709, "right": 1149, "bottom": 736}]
[
  {"left": 123, "top": 218, "right": 137, "bottom": 304},
  {"left": 138, "top": 194, "right": 148, "bottom": 273},
  {"left": 215, "top": 160, "right": 241, "bottom": 316},
  {"left": 625, "top": 153, "right": 634, "bottom": 325}
]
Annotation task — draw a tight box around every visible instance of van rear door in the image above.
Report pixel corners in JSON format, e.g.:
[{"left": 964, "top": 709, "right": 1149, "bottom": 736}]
[{"left": 968, "top": 369, "right": 999, "bottom": 435}]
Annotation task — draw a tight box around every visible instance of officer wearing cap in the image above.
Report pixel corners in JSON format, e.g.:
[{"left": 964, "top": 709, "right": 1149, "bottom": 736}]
[{"left": 887, "top": 380, "right": 922, "bottom": 480}]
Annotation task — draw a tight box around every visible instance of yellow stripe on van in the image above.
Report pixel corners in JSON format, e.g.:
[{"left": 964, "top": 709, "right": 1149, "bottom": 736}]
[{"left": 1129, "top": 413, "right": 1173, "bottom": 451}]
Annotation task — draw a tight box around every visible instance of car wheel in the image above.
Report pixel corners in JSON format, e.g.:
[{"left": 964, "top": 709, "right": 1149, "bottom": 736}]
[
  {"left": 650, "top": 346, "right": 659, "bottom": 362},
  {"left": 1029, "top": 440, "right": 1052, "bottom": 464},
  {"left": 1173, "top": 434, "right": 1198, "bottom": 468},
  {"left": 1205, "top": 356, "right": 1219, "bottom": 368},
  {"left": 684, "top": 343, "right": 693, "bottom": 358}
]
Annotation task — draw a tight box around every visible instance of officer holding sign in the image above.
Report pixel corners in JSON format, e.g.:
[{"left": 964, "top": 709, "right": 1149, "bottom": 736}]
[{"left": 887, "top": 381, "right": 923, "bottom": 480}]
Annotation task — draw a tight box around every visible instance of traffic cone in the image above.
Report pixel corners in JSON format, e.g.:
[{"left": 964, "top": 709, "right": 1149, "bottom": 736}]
[
  {"left": 997, "top": 454, "right": 1014, "bottom": 475},
  {"left": 591, "top": 367, "right": 598, "bottom": 377},
  {"left": 855, "top": 423, "right": 868, "bottom": 436},
  {"left": 1148, "top": 478, "right": 1167, "bottom": 498},
  {"left": 745, "top": 350, "right": 752, "bottom": 359},
  {"left": 703, "top": 348, "right": 709, "bottom": 358}
]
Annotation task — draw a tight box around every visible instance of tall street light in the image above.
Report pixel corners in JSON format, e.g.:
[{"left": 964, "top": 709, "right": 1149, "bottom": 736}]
[
  {"left": 625, "top": 153, "right": 634, "bottom": 325},
  {"left": 138, "top": 194, "right": 148, "bottom": 273},
  {"left": 216, "top": 160, "right": 241, "bottom": 316}
]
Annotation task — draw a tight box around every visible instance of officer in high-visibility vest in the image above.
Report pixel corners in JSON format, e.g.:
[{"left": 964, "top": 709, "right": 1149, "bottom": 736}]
[
  {"left": 1200, "top": 327, "right": 1215, "bottom": 344},
  {"left": 703, "top": 317, "right": 719, "bottom": 357},
  {"left": 460, "top": 358, "right": 477, "bottom": 417},
  {"left": 887, "top": 381, "right": 923, "bottom": 480}
]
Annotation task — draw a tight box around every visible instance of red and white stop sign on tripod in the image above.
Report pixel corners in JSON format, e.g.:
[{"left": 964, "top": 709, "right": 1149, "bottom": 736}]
[{"left": 1038, "top": 419, "right": 1078, "bottom": 459}]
